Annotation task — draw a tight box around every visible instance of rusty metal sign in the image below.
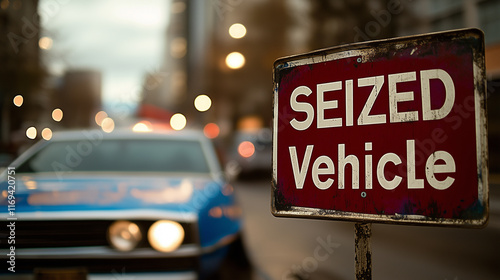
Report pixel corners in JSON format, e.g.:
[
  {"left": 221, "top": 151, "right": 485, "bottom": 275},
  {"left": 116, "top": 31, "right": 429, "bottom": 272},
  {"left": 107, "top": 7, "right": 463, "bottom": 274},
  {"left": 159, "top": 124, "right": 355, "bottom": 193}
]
[{"left": 272, "top": 29, "right": 488, "bottom": 227}]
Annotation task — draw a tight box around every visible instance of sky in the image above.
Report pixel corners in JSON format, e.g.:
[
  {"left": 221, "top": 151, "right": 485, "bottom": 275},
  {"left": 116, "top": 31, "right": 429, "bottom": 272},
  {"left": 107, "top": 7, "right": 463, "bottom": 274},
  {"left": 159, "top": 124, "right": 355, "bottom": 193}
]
[{"left": 40, "top": 0, "right": 170, "bottom": 118}]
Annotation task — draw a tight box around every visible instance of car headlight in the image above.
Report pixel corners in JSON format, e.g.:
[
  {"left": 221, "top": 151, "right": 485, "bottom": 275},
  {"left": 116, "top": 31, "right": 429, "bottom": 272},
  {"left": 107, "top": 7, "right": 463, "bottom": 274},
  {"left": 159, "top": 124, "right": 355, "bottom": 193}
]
[
  {"left": 108, "top": 221, "right": 142, "bottom": 251},
  {"left": 148, "top": 220, "right": 185, "bottom": 252}
]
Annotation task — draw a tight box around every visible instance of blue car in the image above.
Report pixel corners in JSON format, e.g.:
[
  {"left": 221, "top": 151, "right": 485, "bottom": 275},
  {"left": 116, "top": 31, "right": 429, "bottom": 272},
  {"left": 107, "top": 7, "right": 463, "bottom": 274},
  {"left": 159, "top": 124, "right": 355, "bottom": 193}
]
[{"left": 0, "top": 129, "right": 250, "bottom": 280}]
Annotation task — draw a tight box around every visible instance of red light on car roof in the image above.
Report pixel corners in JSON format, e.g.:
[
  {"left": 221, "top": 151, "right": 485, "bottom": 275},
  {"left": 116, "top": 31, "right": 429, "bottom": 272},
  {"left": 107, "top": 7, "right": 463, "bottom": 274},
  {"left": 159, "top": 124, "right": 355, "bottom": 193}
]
[{"left": 203, "top": 123, "right": 220, "bottom": 139}]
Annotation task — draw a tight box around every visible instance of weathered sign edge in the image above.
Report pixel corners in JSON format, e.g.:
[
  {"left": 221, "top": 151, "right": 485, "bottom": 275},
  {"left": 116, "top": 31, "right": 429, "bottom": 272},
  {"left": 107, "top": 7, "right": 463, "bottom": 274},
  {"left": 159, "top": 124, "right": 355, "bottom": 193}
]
[{"left": 271, "top": 28, "right": 489, "bottom": 228}]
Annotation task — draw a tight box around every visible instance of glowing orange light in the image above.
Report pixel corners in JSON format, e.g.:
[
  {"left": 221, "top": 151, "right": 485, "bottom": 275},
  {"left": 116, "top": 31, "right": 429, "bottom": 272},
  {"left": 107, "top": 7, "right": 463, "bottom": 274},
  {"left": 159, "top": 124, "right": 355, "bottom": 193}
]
[
  {"left": 209, "top": 207, "right": 223, "bottom": 218},
  {"left": 101, "top": 117, "right": 115, "bottom": 133},
  {"left": 52, "top": 108, "right": 63, "bottom": 122},
  {"left": 41, "top": 128, "right": 53, "bottom": 140},
  {"left": 238, "top": 141, "right": 255, "bottom": 158},
  {"left": 237, "top": 116, "right": 263, "bottom": 132},
  {"left": 39, "top": 37, "right": 53, "bottom": 50},
  {"left": 203, "top": 123, "right": 220, "bottom": 139},
  {"left": 95, "top": 111, "right": 108, "bottom": 126},
  {"left": 13, "top": 95, "right": 23, "bottom": 107}
]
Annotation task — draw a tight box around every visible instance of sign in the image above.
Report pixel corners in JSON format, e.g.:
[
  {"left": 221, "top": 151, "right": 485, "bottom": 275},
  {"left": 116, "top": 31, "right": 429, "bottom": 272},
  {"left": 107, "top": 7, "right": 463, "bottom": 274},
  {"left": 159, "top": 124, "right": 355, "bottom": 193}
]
[{"left": 272, "top": 29, "right": 488, "bottom": 227}]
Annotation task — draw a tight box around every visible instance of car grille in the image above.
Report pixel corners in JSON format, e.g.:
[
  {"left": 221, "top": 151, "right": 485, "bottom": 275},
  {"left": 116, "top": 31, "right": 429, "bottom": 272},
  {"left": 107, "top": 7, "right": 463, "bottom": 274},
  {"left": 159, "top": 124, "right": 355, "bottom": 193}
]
[
  {"left": 0, "top": 219, "right": 198, "bottom": 249},
  {"left": 1, "top": 219, "right": 200, "bottom": 273},
  {"left": 3, "top": 220, "right": 110, "bottom": 248}
]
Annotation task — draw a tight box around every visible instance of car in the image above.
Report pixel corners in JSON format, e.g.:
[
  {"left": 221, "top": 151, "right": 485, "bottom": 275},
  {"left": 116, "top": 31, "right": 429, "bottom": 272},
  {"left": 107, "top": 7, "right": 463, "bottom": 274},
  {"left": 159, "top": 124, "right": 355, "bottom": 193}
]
[
  {"left": 226, "top": 128, "right": 272, "bottom": 180},
  {"left": 0, "top": 129, "right": 251, "bottom": 280}
]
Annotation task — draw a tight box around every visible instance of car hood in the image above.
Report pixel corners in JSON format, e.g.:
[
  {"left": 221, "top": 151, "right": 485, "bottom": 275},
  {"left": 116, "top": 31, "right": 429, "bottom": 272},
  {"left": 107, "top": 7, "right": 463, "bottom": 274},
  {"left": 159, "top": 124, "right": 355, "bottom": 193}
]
[{"left": 1, "top": 173, "right": 223, "bottom": 214}]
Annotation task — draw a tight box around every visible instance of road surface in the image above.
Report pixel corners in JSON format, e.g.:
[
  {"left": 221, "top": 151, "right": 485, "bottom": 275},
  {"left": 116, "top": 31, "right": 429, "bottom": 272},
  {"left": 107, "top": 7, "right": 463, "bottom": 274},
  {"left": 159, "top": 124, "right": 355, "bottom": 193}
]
[{"left": 235, "top": 175, "right": 500, "bottom": 280}]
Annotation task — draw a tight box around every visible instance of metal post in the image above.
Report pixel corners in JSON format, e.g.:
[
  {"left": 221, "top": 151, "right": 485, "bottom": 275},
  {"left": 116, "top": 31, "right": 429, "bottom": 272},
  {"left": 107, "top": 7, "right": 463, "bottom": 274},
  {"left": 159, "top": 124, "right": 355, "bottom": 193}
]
[{"left": 355, "top": 223, "right": 372, "bottom": 280}]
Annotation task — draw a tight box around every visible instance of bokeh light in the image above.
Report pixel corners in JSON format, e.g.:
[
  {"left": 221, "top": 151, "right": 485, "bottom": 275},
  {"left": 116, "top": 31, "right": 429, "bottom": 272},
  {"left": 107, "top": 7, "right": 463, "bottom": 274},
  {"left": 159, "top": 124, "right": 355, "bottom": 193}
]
[
  {"left": 101, "top": 117, "right": 115, "bottom": 133},
  {"left": 170, "top": 37, "right": 187, "bottom": 58},
  {"left": 237, "top": 116, "right": 263, "bottom": 132},
  {"left": 39, "top": 37, "right": 53, "bottom": 50},
  {"left": 133, "top": 121, "right": 153, "bottom": 132},
  {"left": 41, "top": 128, "right": 53, "bottom": 140},
  {"left": 13, "top": 95, "right": 23, "bottom": 107},
  {"left": 26, "top": 127, "right": 37, "bottom": 139},
  {"left": 148, "top": 220, "right": 185, "bottom": 252},
  {"left": 24, "top": 180, "right": 37, "bottom": 190},
  {"left": 95, "top": 111, "right": 108, "bottom": 126},
  {"left": 203, "top": 123, "right": 220, "bottom": 139},
  {"left": 52, "top": 108, "right": 63, "bottom": 122},
  {"left": 229, "top": 23, "right": 247, "bottom": 39},
  {"left": 171, "top": 1, "right": 186, "bottom": 13},
  {"left": 194, "top": 94, "right": 212, "bottom": 112},
  {"left": 225, "top": 52, "right": 245, "bottom": 69},
  {"left": 170, "top": 113, "right": 187, "bottom": 131},
  {"left": 238, "top": 141, "right": 255, "bottom": 158}
]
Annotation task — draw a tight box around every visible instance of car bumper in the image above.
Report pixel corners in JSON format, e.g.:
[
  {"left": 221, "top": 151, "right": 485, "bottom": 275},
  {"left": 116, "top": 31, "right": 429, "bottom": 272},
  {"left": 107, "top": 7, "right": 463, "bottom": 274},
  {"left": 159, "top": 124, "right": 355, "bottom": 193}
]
[{"left": 0, "top": 236, "right": 239, "bottom": 280}]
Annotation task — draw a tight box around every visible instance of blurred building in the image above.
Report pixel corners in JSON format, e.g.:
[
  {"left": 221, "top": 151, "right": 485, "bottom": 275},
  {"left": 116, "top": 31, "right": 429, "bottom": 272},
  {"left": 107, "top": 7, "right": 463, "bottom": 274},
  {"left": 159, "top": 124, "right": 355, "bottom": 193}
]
[
  {"left": 55, "top": 70, "right": 102, "bottom": 128},
  {"left": 140, "top": 0, "right": 500, "bottom": 171},
  {"left": 148, "top": 0, "right": 413, "bottom": 135},
  {"left": 0, "top": 0, "right": 46, "bottom": 154},
  {"left": 141, "top": 1, "right": 188, "bottom": 116},
  {"left": 406, "top": 0, "right": 500, "bottom": 171},
  {"left": 407, "top": 0, "right": 500, "bottom": 76},
  {"left": 139, "top": 0, "right": 214, "bottom": 127}
]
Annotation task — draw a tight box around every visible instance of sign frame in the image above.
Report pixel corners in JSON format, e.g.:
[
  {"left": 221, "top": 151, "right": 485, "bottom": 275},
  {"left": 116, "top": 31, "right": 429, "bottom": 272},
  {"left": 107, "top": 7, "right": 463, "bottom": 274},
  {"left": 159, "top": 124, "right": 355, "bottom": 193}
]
[{"left": 271, "top": 28, "right": 488, "bottom": 228}]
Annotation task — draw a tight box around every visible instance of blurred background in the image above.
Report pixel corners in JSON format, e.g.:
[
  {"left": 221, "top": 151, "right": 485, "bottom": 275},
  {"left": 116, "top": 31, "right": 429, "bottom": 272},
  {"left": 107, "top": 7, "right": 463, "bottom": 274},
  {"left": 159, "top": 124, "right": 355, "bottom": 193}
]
[
  {"left": 1, "top": 0, "right": 499, "bottom": 166},
  {"left": 1, "top": 0, "right": 500, "bottom": 279}
]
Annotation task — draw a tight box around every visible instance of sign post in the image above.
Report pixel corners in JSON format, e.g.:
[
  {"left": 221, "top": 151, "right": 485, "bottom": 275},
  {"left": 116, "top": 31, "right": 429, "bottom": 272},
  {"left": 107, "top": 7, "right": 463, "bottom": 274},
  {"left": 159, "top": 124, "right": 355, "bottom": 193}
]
[
  {"left": 272, "top": 29, "right": 488, "bottom": 279},
  {"left": 354, "top": 223, "right": 372, "bottom": 280}
]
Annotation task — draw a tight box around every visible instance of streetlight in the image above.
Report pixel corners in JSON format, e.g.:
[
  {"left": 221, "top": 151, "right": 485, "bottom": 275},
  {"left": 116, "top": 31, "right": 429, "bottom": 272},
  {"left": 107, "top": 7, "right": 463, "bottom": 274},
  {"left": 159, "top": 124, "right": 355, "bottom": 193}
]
[
  {"left": 26, "top": 127, "right": 37, "bottom": 139},
  {"left": 13, "top": 95, "right": 23, "bottom": 107},
  {"left": 101, "top": 117, "right": 115, "bottom": 133},
  {"left": 52, "top": 108, "right": 63, "bottom": 122},
  {"left": 95, "top": 111, "right": 108, "bottom": 126},
  {"left": 39, "top": 37, "right": 53, "bottom": 50},
  {"left": 41, "top": 128, "right": 53, "bottom": 140},
  {"left": 194, "top": 94, "right": 212, "bottom": 112},
  {"left": 229, "top": 23, "right": 246, "bottom": 39},
  {"left": 170, "top": 113, "right": 187, "bottom": 131},
  {"left": 225, "top": 52, "right": 245, "bottom": 69}
]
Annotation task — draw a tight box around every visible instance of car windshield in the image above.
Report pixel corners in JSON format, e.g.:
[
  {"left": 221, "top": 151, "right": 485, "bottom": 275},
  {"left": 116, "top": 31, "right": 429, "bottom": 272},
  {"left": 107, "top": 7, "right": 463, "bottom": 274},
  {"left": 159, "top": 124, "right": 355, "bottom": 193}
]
[{"left": 16, "top": 139, "right": 211, "bottom": 174}]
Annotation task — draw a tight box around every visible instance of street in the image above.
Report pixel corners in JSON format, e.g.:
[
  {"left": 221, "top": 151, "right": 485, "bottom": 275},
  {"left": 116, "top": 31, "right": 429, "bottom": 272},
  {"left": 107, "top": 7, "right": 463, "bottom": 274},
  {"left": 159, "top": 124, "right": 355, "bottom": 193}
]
[{"left": 235, "top": 175, "right": 500, "bottom": 280}]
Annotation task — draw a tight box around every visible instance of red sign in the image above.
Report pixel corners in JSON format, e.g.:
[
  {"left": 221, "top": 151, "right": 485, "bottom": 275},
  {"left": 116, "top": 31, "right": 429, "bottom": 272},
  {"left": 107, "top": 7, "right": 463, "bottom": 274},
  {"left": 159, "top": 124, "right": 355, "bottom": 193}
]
[{"left": 272, "top": 29, "right": 488, "bottom": 227}]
